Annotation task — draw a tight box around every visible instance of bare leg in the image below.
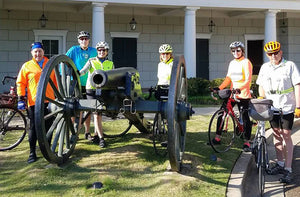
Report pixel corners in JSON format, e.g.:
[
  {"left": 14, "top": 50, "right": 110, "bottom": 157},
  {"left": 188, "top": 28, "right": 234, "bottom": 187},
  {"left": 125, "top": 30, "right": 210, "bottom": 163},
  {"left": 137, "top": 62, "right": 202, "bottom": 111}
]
[
  {"left": 273, "top": 128, "right": 285, "bottom": 162},
  {"left": 282, "top": 129, "right": 293, "bottom": 168}
]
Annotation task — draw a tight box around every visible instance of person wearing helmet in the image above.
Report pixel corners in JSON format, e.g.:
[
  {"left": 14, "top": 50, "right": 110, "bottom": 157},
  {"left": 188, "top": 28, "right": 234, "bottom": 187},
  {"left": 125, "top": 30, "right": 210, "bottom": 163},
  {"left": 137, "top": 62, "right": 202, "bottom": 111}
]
[
  {"left": 157, "top": 44, "right": 174, "bottom": 85},
  {"left": 16, "top": 42, "right": 57, "bottom": 163},
  {"left": 66, "top": 31, "right": 97, "bottom": 140},
  {"left": 79, "top": 41, "right": 114, "bottom": 148},
  {"left": 213, "top": 41, "right": 253, "bottom": 151},
  {"left": 256, "top": 41, "right": 300, "bottom": 183}
]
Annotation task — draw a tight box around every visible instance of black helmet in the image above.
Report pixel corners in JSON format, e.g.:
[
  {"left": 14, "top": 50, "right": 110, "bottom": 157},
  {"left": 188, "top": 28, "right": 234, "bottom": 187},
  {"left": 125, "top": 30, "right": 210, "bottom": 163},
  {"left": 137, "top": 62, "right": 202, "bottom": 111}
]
[{"left": 77, "top": 31, "right": 90, "bottom": 39}]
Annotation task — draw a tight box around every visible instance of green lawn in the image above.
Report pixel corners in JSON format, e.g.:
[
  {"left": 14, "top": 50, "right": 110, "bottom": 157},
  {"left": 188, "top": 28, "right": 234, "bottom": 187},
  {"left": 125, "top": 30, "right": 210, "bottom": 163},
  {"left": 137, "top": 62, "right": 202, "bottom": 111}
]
[{"left": 0, "top": 115, "right": 243, "bottom": 197}]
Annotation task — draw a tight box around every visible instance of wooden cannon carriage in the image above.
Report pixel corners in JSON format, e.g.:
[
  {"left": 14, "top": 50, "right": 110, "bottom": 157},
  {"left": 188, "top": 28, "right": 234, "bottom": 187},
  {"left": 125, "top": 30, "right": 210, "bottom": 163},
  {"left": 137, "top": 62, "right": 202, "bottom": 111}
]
[{"left": 34, "top": 54, "right": 193, "bottom": 171}]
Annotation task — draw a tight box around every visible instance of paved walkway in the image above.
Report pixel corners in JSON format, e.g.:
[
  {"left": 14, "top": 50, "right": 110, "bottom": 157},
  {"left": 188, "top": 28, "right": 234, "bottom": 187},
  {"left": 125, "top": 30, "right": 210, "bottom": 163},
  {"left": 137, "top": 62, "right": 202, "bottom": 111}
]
[{"left": 194, "top": 107, "right": 300, "bottom": 197}]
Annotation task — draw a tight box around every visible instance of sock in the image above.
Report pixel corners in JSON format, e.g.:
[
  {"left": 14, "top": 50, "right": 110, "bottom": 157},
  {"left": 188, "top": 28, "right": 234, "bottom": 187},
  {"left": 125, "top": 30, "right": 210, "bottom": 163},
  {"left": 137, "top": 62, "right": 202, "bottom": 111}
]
[
  {"left": 285, "top": 167, "right": 292, "bottom": 173},
  {"left": 277, "top": 161, "right": 284, "bottom": 167}
]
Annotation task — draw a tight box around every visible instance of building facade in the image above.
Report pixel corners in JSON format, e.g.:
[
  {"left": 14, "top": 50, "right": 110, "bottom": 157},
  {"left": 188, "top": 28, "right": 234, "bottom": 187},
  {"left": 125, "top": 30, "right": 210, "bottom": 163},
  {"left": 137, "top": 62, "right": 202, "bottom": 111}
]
[{"left": 1, "top": 0, "right": 300, "bottom": 92}]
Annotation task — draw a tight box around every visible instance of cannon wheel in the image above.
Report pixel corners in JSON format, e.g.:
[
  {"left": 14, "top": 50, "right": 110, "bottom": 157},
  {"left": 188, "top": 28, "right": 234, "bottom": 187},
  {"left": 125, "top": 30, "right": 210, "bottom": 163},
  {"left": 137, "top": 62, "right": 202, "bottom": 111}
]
[
  {"left": 35, "top": 55, "right": 82, "bottom": 164},
  {"left": 167, "top": 56, "right": 188, "bottom": 171},
  {"left": 102, "top": 113, "right": 133, "bottom": 138}
]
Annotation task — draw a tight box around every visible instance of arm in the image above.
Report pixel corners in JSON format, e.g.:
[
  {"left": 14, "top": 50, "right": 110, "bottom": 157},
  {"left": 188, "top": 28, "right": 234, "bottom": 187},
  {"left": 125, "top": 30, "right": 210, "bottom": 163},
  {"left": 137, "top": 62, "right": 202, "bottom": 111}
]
[
  {"left": 79, "top": 59, "right": 91, "bottom": 75},
  {"left": 16, "top": 65, "right": 27, "bottom": 97},
  {"left": 218, "top": 76, "right": 231, "bottom": 90},
  {"left": 258, "top": 85, "right": 266, "bottom": 98},
  {"left": 295, "top": 83, "right": 300, "bottom": 108}
]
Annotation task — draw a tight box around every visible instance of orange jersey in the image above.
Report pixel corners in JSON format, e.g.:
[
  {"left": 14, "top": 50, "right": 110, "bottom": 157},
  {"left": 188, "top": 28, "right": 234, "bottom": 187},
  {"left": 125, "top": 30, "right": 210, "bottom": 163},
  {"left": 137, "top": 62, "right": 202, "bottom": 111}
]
[
  {"left": 16, "top": 57, "right": 56, "bottom": 107},
  {"left": 219, "top": 56, "right": 253, "bottom": 99}
]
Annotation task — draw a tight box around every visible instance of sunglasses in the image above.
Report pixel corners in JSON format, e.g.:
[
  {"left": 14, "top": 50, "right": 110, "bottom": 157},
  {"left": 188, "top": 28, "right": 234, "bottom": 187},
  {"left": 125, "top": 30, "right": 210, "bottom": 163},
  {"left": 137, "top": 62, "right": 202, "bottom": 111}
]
[
  {"left": 231, "top": 49, "right": 241, "bottom": 53},
  {"left": 267, "top": 51, "right": 280, "bottom": 56},
  {"left": 79, "top": 37, "right": 89, "bottom": 41},
  {"left": 97, "top": 49, "right": 107, "bottom": 52}
]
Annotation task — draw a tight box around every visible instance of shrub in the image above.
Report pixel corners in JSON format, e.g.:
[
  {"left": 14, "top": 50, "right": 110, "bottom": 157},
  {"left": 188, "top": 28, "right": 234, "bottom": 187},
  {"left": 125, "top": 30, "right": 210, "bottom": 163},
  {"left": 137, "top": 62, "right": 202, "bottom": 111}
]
[{"left": 187, "top": 77, "right": 210, "bottom": 97}]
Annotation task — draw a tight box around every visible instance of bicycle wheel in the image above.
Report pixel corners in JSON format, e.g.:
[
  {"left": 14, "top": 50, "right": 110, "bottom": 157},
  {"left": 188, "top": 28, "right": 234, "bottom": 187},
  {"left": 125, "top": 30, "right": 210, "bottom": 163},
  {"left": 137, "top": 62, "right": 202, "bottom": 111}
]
[
  {"left": 0, "top": 105, "right": 27, "bottom": 151},
  {"left": 152, "top": 113, "right": 168, "bottom": 157},
  {"left": 102, "top": 113, "right": 133, "bottom": 138},
  {"left": 258, "top": 137, "right": 267, "bottom": 196},
  {"left": 208, "top": 109, "right": 235, "bottom": 153}
]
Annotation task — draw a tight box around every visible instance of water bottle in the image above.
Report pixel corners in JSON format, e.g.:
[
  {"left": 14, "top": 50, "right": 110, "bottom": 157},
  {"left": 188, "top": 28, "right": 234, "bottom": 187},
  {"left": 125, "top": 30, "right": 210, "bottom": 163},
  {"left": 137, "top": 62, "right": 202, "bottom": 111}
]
[{"left": 9, "top": 86, "right": 14, "bottom": 95}]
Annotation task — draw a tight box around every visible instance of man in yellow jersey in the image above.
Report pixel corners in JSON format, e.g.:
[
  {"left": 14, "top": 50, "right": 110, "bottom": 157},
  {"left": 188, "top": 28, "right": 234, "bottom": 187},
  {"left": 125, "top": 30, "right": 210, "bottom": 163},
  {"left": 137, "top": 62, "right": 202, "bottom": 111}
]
[{"left": 213, "top": 41, "right": 253, "bottom": 151}]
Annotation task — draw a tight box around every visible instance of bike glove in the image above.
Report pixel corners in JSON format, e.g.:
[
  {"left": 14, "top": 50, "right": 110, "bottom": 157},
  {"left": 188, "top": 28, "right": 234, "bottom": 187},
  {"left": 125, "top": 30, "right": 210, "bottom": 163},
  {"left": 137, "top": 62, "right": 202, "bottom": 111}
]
[
  {"left": 17, "top": 100, "right": 26, "bottom": 110},
  {"left": 257, "top": 96, "right": 264, "bottom": 99},
  {"left": 295, "top": 108, "right": 300, "bottom": 118}
]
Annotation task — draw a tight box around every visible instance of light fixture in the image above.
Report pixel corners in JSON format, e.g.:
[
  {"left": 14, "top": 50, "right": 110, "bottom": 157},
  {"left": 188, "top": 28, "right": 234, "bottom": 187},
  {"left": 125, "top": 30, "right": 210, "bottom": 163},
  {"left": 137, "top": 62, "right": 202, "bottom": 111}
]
[
  {"left": 208, "top": 9, "right": 216, "bottom": 33},
  {"left": 39, "top": 3, "right": 48, "bottom": 28},
  {"left": 129, "top": 7, "right": 137, "bottom": 31},
  {"left": 280, "top": 12, "right": 287, "bottom": 34}
]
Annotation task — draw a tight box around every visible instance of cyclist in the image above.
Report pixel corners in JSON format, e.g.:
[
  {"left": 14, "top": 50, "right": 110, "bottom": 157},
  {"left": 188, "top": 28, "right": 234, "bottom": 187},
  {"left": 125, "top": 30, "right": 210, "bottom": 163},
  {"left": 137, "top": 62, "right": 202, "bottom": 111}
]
[
  {"left": 157, "top": 44, "right": 174, "bottom": 86},
  {"left": 256, "top": 41, "right": 300, "bottom": 183},
  {"left": 213, "top": 41, "right": 253, "bottom": 151},
  {"left": 16, "top": 42, "right": 56, "bottom": 163},
  {"left": 79, "top": 41, "right": 114, "bottom": 148},
  {"left": 66, "top": 31, "right": 97, "bottom": 140}
]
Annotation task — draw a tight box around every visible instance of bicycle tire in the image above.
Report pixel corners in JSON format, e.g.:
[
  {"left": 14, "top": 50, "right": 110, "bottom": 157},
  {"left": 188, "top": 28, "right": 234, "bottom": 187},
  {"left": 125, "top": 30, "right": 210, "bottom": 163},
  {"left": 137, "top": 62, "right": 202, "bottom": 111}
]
[
  {"left": 152, "top": 113, "right": 168, "bottom": 157},
  {"left": 208, "top": 109, "right": 235, "bottom": 153},
  {"left": 0, "top": 105, "right": 27, "bottom": 151},
  {"left": 258, "top": 137, "right": 267, "bottom": 196}
]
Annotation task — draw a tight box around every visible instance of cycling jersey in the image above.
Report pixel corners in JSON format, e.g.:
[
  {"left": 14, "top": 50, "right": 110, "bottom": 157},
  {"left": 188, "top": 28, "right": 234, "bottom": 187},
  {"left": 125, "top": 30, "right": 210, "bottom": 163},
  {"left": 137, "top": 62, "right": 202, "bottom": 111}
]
[
  {"left": 80, "top": 57, "right": 114, "bottom": 89},
  {"left": 16, "top": 57, "right": 56, "bottom": 107},
  {"left": 157, "top": 58, "right": 173, "bottom": 85},
  {"left": 223, "top": 56, "right": 253, "bottom": 99},
  {"left": 256, "top": 58, "right": 300, "bottom": 114},
  {"left": 66, "top": 45, "right": 97, "bottom": 86}
]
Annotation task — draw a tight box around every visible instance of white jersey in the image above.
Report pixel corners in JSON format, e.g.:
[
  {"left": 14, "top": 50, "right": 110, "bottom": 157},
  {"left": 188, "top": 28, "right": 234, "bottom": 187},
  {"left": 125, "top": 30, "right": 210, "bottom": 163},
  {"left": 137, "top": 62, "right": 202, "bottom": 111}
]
[
  {"left": 256, "top": 58, "right": 300, "bottom": 114},
  {"left": 157, "top": 58, "right": 173, "bottom": 85}
]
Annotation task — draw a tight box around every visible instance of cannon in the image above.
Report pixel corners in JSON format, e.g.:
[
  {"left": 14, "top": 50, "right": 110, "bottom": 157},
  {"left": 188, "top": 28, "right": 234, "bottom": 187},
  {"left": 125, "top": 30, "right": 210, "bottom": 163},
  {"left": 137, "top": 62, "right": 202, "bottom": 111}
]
[{"left": 34, "top": 54, "right": 192, "bottom": 171}]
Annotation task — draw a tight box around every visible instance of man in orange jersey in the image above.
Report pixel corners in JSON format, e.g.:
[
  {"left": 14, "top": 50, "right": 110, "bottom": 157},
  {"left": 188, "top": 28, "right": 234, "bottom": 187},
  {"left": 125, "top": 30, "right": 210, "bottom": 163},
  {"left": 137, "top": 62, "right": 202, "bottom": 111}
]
[
  {"left": 213, "top": 41, "right": 253, "bottom": 151},
  {"left": 16, "top": 42, "right": 56, "bottom": 163}
]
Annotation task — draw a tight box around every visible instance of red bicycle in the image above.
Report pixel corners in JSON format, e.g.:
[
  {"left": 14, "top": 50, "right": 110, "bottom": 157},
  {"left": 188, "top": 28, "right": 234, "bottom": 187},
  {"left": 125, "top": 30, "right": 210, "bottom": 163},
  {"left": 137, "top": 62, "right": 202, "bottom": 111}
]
[{"left": 208, "top": 88, "right": 252, "bottom": 153}]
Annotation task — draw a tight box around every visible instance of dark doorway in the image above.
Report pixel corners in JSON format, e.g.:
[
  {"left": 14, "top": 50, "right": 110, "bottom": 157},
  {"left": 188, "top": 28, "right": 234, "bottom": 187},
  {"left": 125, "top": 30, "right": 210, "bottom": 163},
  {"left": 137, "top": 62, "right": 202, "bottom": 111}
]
[
  {"left": 247, "top": 40, "right": 263, "bottom": 75},
  {"left": 196, "top": 39, "right": 209, "bottom": 79},
  {"left": 112, "top": 38, "right": 137, "bottom": 68}
]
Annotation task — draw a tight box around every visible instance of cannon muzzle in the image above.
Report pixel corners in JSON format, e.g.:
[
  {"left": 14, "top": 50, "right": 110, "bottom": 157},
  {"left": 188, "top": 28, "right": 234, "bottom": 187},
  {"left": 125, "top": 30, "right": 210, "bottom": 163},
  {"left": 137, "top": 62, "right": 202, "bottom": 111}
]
[{"left": 90, "top": 67, "right": 138, "bottom": 89}]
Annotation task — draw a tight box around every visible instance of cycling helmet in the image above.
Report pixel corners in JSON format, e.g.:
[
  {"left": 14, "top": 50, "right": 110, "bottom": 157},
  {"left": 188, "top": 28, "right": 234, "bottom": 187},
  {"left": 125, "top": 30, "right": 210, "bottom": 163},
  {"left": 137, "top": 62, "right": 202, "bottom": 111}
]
[
  {"left": 229, "top": 41, "right": 245, "bottom": 50},
  {"left": 264, "top": 41, "right": 281, "bottom": 53},
  {"left": 96, "top": 41, "right": 109, "bottom": 50},
  {"left": 77, "top": 31, "right": 90, "bottom": 39},
  {"left": 159, "top": 44, "right": 173, "bottom": 53}
]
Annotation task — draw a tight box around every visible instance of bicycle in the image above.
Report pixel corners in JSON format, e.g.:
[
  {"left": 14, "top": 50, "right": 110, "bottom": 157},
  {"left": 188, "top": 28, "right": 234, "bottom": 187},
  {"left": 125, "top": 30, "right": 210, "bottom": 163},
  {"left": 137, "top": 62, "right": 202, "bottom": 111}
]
[
  {"left": 248, "top": 99, "right": 281, "bottom": 196},
  {"left": 0, "top": 76, "right": 28, "bottom": 151},
  {"left": 147, "top": 85, "right": 169, "bottom": 156},
  {"left": 208, "top": 88, "right": 253, "bottom": 153}
]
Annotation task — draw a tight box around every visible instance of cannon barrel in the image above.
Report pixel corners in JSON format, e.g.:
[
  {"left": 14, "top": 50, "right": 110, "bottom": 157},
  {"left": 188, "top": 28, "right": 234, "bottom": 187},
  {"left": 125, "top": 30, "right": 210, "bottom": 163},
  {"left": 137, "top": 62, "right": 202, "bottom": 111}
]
[{"left": 90, "top": 67, "right": 138, "bottom": 89}]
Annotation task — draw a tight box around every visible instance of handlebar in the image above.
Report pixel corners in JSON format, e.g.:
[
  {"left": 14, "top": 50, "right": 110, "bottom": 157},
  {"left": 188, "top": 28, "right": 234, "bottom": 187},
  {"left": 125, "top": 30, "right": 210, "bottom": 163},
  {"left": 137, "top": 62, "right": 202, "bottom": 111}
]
[
  {"left": 209, "top": 87, "right": 241, "bottom": 102},
  {"left": 2, "top": 76, "right": 17, "bottom": 85}
]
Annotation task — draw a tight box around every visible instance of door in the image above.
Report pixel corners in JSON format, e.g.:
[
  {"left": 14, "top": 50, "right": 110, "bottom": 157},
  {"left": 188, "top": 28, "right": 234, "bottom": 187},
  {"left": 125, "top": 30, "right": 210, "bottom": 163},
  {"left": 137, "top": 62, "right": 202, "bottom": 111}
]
[
  {"left": 112, "top": 38, "right": 137, "bottom": 68},
  {"left": 196, "top": 39, "right": 209, "bottom": 79},
  {"left": 247, "top": 40, "right": 263, "bottom": 75}
]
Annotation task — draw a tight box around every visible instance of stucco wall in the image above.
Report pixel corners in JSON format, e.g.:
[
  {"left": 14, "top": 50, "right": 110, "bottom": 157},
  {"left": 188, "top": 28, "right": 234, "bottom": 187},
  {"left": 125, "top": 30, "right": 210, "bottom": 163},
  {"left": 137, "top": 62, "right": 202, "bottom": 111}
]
[{"left": 0, "top": 8, "right": 289, "bottom": 93}]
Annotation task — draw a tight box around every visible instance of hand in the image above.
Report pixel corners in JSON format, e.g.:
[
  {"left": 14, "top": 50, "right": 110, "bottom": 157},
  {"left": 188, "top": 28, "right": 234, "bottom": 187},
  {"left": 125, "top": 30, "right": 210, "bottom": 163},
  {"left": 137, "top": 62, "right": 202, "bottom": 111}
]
[
  {"left": 213, "top": 87, "right": 220, "bottom": 93},
  {"left": 17, "top": 100, "right": 26, "bottom": 110},
  {"left": 295, "top": 108, "right": 300, "bottom": 118}
]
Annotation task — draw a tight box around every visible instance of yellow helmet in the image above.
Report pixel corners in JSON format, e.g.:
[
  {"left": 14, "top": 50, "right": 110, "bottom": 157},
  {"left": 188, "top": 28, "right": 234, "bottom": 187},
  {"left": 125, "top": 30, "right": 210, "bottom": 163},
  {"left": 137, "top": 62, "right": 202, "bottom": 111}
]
[{"left": 264, "top": 41, "right": 281, "bottom": 53}]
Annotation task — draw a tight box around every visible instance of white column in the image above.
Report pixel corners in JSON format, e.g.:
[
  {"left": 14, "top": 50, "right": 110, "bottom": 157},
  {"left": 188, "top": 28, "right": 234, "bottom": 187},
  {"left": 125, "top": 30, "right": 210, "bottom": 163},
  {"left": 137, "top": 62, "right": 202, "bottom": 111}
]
[
  {"left": 184, "top": 7, "right": 199, "bottom": 78},
  {"left": 92, "top": 3, "right": 107, "bottom": 48},
  {"left": 264, "top": 9, "right": 280, "bottom": 62}
]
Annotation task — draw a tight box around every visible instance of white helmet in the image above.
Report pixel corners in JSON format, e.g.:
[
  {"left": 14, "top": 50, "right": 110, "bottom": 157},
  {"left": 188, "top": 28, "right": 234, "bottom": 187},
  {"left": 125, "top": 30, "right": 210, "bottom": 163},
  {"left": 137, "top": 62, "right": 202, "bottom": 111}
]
[
  {"left": 159, "top": 44, "right": 173, "bottom": 53},
  {"left": 77, "top": 31, "right": 90, "bottom": 39},
  {"left": 96, "top": 41, "right": 109, "bottom": 50},
  {"left": 229, "top": 41, "right": 245, "bottom": 50}
]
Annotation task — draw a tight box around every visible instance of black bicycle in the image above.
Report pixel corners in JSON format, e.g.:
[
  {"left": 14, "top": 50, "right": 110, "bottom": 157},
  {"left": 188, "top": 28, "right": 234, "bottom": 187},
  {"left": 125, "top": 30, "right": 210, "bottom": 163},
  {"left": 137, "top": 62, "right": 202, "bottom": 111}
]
[{"left": 0, "top": 76, "right": 28, "bottom": 151}]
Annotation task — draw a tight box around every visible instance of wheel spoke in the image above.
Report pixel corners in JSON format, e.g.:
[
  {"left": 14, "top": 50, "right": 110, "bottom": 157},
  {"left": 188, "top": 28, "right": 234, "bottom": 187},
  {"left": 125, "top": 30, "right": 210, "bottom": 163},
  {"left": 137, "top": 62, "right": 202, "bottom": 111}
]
[
  {"left": 46, "top": 114, "right": 63, "bottom": 139},
  {"left": 54, "top": 65, "right": 66, "bottom": 98},
  {"left": 49, "top": 77, "right": 64, "bottom": 101},
  {"left": 58, "top": 121, "right": 66, "bottom": 157}
]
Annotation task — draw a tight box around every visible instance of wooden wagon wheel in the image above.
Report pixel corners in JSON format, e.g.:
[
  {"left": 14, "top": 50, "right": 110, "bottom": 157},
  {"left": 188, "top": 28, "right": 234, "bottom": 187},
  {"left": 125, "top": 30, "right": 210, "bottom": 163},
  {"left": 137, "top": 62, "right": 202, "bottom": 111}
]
[
  {"left": 35, "top": 55, "right": 82, "bottom": 164},
  {"left": 167, "top": 56, "right": 189, "bottom": 171}
]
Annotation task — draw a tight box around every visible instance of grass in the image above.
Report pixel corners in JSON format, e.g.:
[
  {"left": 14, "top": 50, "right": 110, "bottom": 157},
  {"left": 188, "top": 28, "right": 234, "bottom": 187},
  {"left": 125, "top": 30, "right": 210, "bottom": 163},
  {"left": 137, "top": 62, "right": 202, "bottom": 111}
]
[{"left": 0, "top": 115, "right": 244, "bottom": 197}]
